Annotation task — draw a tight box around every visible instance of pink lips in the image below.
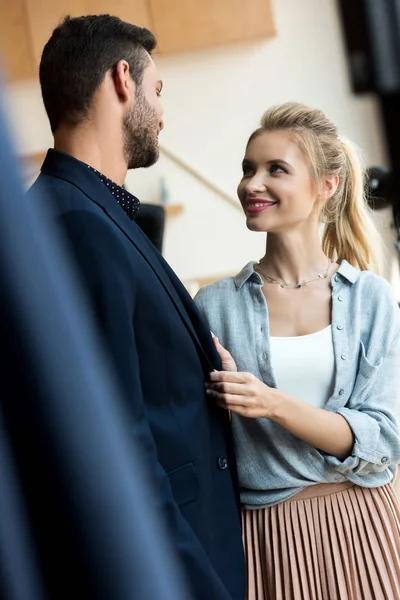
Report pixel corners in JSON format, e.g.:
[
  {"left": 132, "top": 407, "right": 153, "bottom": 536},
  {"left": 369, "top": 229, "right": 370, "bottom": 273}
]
[{"left": 245, "top": 199, "right": 277, "bottom": 214}]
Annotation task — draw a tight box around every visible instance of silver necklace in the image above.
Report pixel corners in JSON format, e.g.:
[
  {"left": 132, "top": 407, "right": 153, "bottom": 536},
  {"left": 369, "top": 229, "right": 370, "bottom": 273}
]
[{"left": 255, "top": 258, "right": 332, "bottom": 289}]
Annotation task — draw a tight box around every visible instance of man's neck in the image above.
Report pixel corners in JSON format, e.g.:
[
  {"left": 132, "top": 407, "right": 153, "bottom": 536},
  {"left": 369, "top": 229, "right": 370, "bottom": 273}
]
[{"left": 54, "top": 126, "right": 127, "bottom": 186}]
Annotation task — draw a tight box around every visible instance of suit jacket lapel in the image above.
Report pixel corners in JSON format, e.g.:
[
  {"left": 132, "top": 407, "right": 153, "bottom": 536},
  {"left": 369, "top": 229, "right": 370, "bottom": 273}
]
[
  {"left": 40, "top": 150, "right": 220, "bottom": 371},
  {"left": 150, "top": 249, "right": 222, "bottom": 369}
]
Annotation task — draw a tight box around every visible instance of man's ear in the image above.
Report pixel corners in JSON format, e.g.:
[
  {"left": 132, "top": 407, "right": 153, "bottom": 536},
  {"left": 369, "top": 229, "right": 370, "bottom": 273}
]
[{"left": 113, "top": 60, "right": 134, "bottom": 102}]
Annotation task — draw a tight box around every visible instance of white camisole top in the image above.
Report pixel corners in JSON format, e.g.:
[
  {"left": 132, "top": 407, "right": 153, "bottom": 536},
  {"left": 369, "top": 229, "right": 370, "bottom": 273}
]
[{"left": 269, "top": 325, "right": 335, "bottom": 408}]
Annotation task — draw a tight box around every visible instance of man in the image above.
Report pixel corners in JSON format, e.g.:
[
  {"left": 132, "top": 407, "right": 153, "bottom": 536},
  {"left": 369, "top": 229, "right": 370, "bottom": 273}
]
[
  {"left": 0, "top": 81, "right": 186, "bottom": 600},
  {"left": 28, "top": 15, "right": 245, "bottom": 600}
]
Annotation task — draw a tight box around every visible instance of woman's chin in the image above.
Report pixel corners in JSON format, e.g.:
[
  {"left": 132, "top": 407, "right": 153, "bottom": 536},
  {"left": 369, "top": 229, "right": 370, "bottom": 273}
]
[{"left": 246, "top": 217, "right": 270, "bottom": 233}]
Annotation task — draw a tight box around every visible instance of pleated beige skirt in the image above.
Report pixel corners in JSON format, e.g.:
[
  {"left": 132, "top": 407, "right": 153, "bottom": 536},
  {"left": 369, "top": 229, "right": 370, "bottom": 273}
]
[{"left": 242, "top": 482, "right": 400, "bottom": 600}]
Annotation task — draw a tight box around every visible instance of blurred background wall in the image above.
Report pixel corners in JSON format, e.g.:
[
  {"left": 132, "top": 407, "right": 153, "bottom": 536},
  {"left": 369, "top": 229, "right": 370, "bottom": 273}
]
[{"left": 2, "top": 0, "right": 399, "bottom": 297}]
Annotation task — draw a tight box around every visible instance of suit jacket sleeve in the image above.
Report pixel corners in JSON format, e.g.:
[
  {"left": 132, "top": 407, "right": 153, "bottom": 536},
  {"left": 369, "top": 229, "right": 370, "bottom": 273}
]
[{"left": 57, "top": 209, "right": 233, "bottom": 600}]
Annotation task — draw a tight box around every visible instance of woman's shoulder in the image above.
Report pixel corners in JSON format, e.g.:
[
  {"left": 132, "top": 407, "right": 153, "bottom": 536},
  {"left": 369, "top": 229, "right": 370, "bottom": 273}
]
[
  {"left": 339, "top": 260, "right": 396, "bottom": 298},
  {"left": 339, "top": 261, "right": 400, "bottom": 330}
]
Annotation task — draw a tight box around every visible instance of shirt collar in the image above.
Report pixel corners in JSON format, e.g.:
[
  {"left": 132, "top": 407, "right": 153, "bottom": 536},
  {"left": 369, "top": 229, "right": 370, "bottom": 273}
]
[
  {"left": 87, "top": 165, "right": 140, "bottom": 220},
  {"left": 233, "top": 259, "right": 361, "bottom": 290},
  {"left": 335, "top": 260, "right": 361, "bottom": 283},
  {"left": 234, "top": 262, "right": 262, "bottom": 289}
]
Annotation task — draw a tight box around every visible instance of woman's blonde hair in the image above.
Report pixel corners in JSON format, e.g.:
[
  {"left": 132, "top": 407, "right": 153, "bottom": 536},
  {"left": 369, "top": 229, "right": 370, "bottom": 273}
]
[{"left": 249, "top": 102, "right": 383, "bottom": 273}]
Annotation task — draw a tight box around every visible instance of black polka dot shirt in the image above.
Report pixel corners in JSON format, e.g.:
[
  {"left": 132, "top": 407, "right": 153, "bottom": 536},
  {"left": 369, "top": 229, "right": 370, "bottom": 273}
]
[{"left": 88, "top": 165, "right": 140, "bottom": 220}]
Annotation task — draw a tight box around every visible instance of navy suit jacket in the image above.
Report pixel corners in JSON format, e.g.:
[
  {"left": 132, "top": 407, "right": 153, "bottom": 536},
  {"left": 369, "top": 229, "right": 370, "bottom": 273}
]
[
  {"left": 0, "top": 91, "right": 187, "bottom": 598},
  {"left": 28, "top": 150, "right": 245, "bottom": 600}
]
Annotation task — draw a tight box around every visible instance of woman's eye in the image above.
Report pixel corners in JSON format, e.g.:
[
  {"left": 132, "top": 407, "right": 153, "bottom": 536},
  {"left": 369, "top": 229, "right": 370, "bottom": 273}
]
[
  {"left": 270, "top": 164, "right": 285, "bottom": 174},
  {"left": 242, "top": 163, "right": 254, "bottom": 176}
]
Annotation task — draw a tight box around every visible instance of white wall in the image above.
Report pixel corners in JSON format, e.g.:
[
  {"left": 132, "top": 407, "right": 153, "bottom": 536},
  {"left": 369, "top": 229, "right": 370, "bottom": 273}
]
[{"left": 4, "top": 0, "right": 400, "bottom": 296}]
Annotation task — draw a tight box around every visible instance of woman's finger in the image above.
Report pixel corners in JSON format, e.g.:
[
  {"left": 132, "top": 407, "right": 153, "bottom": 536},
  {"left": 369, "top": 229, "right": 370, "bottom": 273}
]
[
  {"left": 216, "top": 401, "right": 254, "bottom": 417},
  {"left": 209, "top": 370, "right": 252, "bottom": 384},
  {"left": 206, "top": 389, "right": 248, "bottom": 405},
  {"left": 206, "top": 381, "right": 246, "bottom": 395}
]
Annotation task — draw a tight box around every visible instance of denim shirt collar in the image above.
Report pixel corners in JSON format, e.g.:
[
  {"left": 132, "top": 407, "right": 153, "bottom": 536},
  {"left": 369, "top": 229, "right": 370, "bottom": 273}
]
[{"left": 233, "top": 259, "right": 361, "bottom": 290}]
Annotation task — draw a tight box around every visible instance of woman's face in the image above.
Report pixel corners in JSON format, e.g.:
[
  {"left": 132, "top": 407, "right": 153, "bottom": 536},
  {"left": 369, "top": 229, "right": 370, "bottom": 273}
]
[{"left": 237, "top": 130, "right": 322, "bottom": 234}]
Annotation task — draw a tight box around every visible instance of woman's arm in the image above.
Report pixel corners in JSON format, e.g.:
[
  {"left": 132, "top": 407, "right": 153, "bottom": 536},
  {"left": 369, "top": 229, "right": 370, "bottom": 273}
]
[
  {"left": 206, "top": 372, "right": 354, "bottom": 459},
  {"left": 207, "top": 309, "right": 400, "bottom": 467}
]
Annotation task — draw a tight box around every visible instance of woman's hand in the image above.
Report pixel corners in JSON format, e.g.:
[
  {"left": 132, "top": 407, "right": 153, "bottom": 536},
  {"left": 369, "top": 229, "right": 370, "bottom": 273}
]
[
  {"left": 211, "top": 334, "right": 238, "bottom": 372},
  {"left": 207, "top": 370, "right": 355, "bottom": 459},
  {"left": 206, "top": 370, "right": 277, "bottom": 419}
]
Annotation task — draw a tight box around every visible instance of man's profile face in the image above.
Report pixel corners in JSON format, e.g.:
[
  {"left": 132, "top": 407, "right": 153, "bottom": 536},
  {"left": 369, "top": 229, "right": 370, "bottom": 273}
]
[{"left": 123, "top": 57, "right": 164, "bottom": 169}]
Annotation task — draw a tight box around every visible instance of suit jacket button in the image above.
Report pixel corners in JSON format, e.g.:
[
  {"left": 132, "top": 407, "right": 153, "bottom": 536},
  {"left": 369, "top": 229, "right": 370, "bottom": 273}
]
[{"left": 217, "top": 457, "right": 228, "bottom": 470}]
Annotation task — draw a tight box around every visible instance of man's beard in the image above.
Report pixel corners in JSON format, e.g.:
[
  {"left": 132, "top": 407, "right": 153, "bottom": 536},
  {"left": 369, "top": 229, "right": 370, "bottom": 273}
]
[{"left": 123, "top": 89, "right": 159, "bottom": 170}]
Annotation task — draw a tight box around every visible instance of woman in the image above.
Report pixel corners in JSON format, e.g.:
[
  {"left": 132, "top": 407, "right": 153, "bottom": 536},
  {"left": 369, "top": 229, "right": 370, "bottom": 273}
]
[{"left": 195, "top": 103, "right": 400, "bottom": 600}]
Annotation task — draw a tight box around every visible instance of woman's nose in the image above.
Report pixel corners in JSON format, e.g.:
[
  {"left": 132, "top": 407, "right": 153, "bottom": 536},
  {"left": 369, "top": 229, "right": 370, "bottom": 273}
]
[{"left": 246, "top": 174, "right": 267, "bottom": 195}]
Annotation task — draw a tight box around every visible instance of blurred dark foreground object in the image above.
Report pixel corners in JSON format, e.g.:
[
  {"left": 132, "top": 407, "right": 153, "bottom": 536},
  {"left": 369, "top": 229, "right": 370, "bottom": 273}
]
[{"left": 0, "top": 85, "right": 187, "bottom": 600}]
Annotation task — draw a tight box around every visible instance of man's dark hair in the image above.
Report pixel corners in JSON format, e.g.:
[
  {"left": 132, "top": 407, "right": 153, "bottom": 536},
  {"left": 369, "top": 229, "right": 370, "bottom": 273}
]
[{"left": 39, "top": 14, "right": 157, "bottom": 133}]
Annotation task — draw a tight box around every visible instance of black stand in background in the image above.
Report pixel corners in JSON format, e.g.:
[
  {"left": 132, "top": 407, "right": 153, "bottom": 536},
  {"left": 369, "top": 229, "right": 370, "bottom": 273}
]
[
  {"left": 135, "top": 203, "right": 166, "bottom": 253},
  {"left": 379, "top": 95, "right": 400, "bottom": 251},
  {"left": 338, "top": 0, "right": 400, "bottom": 258}
]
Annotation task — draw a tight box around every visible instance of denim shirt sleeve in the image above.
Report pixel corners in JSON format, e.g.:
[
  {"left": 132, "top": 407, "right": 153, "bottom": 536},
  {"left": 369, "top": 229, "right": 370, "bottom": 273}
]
[{"left": 325, "top": 292, "right": 400, "bottom": 478}]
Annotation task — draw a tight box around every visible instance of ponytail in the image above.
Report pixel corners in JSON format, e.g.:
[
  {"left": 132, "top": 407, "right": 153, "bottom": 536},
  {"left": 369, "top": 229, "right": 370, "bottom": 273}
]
[{"left": 321, "top": 138, "right": 383, "bottom": 274}]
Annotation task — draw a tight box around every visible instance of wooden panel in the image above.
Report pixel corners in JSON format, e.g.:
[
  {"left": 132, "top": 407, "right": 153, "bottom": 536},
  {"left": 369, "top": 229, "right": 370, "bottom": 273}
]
[
  {"left": 25, "top": 0, "right": 152, "bottom": 67},
  {"left": 148, "top": 0, "right": 275, "bottom": 54},
  {"left": 0, "top": 2, "right": 35, "bottom": 80},
  {"left": 165, "top": 204, "right": 183, "bottom": 216}
]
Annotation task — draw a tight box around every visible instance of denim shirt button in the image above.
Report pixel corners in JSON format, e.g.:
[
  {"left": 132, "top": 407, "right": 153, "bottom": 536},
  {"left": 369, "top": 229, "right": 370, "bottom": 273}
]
[
  {"left": 381, "top": 456, "right": 389, "bottom": 464},
  {"left": 334, "top": 275, "right": 340, "bottom": 283},
  {"left": 337, "top": 324, "right": 344, "bottom": 330},
  {"left": 338, "top": 295, "right": 344, "bottom": 302},
  {"left": 339, "top": 389, "right": 345, "bottom": 395},
  {"left": 341, "top": 353, "right": 348, "bottom": 360}
]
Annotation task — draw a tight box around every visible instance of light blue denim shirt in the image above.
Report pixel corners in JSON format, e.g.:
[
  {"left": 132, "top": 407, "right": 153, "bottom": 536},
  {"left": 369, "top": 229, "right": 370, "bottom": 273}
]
[{"left": 195, "top": 260, "right": 400, "bottom": 508}]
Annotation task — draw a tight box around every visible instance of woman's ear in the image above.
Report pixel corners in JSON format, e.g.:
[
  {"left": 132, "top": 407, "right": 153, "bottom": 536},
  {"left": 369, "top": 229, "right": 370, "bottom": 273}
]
[{"left": 320, "top": 174, "right": 339, "bottom": 203}]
